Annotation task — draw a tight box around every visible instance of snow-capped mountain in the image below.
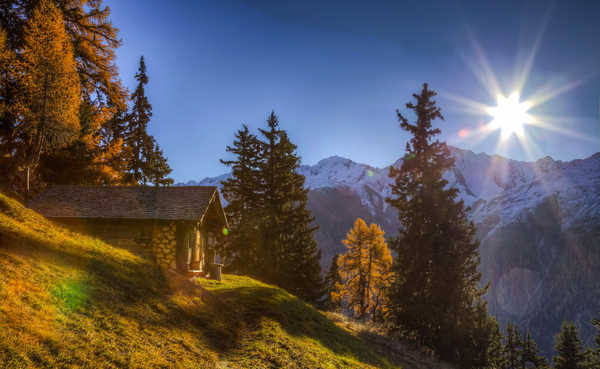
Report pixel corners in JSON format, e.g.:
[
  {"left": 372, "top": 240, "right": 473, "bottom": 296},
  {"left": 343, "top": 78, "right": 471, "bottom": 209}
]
[
  {"left": 181, "top": 146, "right": 600, "bottom": 355},
  {"left": 185, "top": 146, "right": 600, "bottom": 229}
]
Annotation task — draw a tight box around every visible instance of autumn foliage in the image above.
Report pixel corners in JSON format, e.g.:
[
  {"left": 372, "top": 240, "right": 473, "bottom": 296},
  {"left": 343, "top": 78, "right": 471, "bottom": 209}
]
[
  {"left": 333, "top": 218, "right": 392, "bottom": 321},
  {"left": 0, "top": 0, "right": 174, "bottom": 193},
  {"left": 17, "top": 0, "right": 80, "bottom": 188}
]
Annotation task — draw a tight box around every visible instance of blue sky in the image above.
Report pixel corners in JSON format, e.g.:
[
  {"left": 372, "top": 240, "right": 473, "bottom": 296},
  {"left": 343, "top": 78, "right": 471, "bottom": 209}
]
[{"left": 105, "top": 0, "right": 600, "bottom": 182}]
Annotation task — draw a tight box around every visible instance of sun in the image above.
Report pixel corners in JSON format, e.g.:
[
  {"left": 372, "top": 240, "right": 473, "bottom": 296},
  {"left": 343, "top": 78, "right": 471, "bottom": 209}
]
[{"left": 486, "top": 92, "right": 533, "bottom": 139}]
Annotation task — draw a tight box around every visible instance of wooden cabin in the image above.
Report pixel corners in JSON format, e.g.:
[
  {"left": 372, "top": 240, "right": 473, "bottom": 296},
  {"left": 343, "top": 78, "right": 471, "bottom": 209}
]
[{"left": 28, "top": 185, "right": 228, "bottom": 277}]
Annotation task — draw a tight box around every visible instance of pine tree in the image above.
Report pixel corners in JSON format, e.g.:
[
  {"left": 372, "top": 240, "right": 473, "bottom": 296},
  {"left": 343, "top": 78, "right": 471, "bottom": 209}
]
[
  {"left": 521, "top": 330, "right": 548, "bottom": 368},
  {"left": 220, "top": 116, "right": 322, "bottom": 302},
  {"left": 595, "top": 316, "right": 600, "bottom": 348},
  {"left": 145, "top": 140, "right": 173, "bottom": 187},
  {"left": 100, "top": 107, "right": 130, "bottom": 181},
  {"left": 17, "top": 0, "right": 80, "bottom": 192},
  {"left": 220, "top": 125, "right": 263, "bottom": 274},
  {"left": 492, "top": 322, "right": 548, "bottom": 369},
  {"left": 483, "top": 318, "right": 506, "bottom": 369},
  {"left": 257, "top": 111, "right": 323, "bottom": 302},
  {"left": 452, "top": 298, "right": 503, "bottom": 368},
  {"left": 258, "top": 111, "right": 285, "bottom": 281},
  {"left": 333, "top": 218, "right": 392, "bottom": 321},
  {"left": 126, "top": 56, "right": 152, "bottom": 184},
  {"left": 553, "top": 322, "right": 586, "bottom": 369},
  {"left": 385, "top": 83, "right": 492, "bottom": 366},
  {"left": 323, "top": 253, "right": 342, "bottom": 310},
  {"left": 124, "top": 56, "right": 171, "bottom": 186},
  {"left": 504, "top": 322, "right": 523, "bottom": 369},
  {"left": 280, "top": 204, "right": 324, "bottom": 302},
  {"left": 590, "top": 315, "right": 600, "bottom": 367}
]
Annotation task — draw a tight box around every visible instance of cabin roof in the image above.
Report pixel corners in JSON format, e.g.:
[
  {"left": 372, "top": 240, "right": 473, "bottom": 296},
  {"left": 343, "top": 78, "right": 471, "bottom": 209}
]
[{"left": 28, "top": 185, "right": 227, "bottom": 224}]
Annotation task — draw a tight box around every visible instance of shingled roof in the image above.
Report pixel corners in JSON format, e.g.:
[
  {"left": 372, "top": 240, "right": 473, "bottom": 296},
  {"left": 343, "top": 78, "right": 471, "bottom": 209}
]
[{"left": 28, "top": 185, "right": 223, "bottom": 222}]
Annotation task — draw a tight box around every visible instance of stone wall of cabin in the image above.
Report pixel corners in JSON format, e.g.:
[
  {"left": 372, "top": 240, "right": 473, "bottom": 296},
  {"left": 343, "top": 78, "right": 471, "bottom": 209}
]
[{"left": 151, "top": 221, "right": 176, "bottom": 270}]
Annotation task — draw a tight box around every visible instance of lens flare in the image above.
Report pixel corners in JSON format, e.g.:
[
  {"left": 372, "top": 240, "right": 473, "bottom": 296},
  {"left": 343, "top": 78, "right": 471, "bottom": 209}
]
[
  {"left": 458, "top": 128, "right": 471, "bottom": 138},
  {"left": 222, "top": 227, "right": 229, "bottom": 236},
  {"left": 442, "top": 19, "right": 592, "bottom": 162},
  {"left": 487, "top": 92, "right": 533, "bottom": 140},
  {"left": 52, "top": 278, "right": 89, "bottom": 313}
]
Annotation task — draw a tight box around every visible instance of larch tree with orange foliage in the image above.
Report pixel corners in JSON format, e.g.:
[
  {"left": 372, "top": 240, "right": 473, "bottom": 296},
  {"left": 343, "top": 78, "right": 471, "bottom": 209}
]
[
  {"left": 17, "top": 0, "right": 80, "bottom": 191},
  {"left": 0, "top": 28, "right": 15, "bottom": 121},
  {"left": 333, "top": 218, "right": 392, "bottom": 321},
  {"left": 0, "top": 0, "right": 130, "bottom": 191}
]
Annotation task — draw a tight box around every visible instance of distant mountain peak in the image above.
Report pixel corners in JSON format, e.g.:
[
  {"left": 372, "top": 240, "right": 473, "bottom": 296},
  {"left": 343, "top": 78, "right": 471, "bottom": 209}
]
[
  {"left": 177, "top": 147, "right": 600, "bottom": 357},
  {"left": 314, "top": 155, "right": 352, "bottom": 165}
]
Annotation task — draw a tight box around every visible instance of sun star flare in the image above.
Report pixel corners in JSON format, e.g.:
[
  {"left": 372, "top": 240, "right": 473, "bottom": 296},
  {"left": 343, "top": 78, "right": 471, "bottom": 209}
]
[{"left": 487, "top": 92, "right": 533, "bottom": 139}]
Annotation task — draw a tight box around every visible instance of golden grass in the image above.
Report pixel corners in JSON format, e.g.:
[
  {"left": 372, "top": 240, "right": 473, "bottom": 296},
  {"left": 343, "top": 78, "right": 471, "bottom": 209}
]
[{"left": 0, "top": 192, "right": 402, "bottom": 368}]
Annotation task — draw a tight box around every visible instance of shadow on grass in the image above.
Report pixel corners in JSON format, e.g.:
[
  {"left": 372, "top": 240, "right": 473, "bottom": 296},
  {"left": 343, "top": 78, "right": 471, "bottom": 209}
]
[
  {"left": 178, "top": 285, "right": 397, "bottom": 368},
  {"left": 1, "top": 232, "right": 395, "bottom": 367},
  {"left": 0, "top": 196, "right": 394, "bottom": 368},
  {"left": 0, "top": 233, "right": 165, "bottom": 301}
]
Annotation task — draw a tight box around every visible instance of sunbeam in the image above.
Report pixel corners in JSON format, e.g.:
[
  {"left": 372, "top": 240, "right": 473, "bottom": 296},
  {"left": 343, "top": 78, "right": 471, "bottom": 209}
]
[
  {"left": 529, "top": 117, "right": 599, "bottom": 143},
  {"left": 487, "top": 92, "right": 533, "bottom": 140},
  {"left": 448, "top": 31, "right": 591, "bottom": 157},
  {"left": 512, "top": 5, "right": 553, "bottom": 93}
]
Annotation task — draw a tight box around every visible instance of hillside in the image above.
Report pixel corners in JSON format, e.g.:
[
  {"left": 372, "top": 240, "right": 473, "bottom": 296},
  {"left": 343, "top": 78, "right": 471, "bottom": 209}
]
[
  {"left": 0, "top": 192, "right": 444, "bottom": 369},
  {"left": 185, "top": 146, "right": 600, "bottom": 356}
]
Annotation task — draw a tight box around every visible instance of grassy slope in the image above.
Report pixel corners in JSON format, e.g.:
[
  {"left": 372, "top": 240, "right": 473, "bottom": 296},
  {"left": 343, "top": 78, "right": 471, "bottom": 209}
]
[{"left": 0, "top": 192, "right": 401, "bottom": 369}]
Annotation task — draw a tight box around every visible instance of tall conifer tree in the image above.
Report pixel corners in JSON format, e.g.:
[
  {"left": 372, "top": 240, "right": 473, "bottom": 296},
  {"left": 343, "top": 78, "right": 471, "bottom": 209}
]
[
  {"left": 0, "top": 27, "right": 19, "bottom": 191},
  {"left": 595, "top": 316, "right": 600, "bottom": 348},
  {"left": 145, "top": 140, "right": 173, "bottom": 186},
  {"left": 99, "top": 107, "right": 130, "bottom": 180},
  {"left": 18, "top": 0, "right": 80, "bottom": 192},
  {"left": 504, "top": 322, "right": 523, "bottom": 369},
  {"left": 0, "top": 0, "right": 126, "bottom": 107},
  {"left": 323, "top": 253, "right": 342, "bottom": 310},
  {"left": 590, "top": 315, "right": 600, "bottom": 366},
  {"left": 220, "top": 124, "right": 263, "bottom": 274},
  {"left": 483, "top": 319, "right": 506, "bottom": 369},
  {"left": 125, "top": 56, "right": 171, "bottom": 186},
  {"left": 257, "top": 111, "right": 323, "bottom": 302},
  {"left": 126, "top": 56, "right": 152, "bottom": 184},
  {"left": 385, "top": 83, "right": 493, "bottom": 366},
  {"left": 221, "top": 114, "right": 323, "bottom": 302},
  {"left": 521, "top": 330, "right": 549, "bottom": 368},
  {"left": 553, "top": 323, "right": 586, "bottom": 369},
  {"left": 490, "top": 322, "right": 548, "bottom": 369},
  {"left": 0, "top": 27, "right": 15, "bottom": 148}
]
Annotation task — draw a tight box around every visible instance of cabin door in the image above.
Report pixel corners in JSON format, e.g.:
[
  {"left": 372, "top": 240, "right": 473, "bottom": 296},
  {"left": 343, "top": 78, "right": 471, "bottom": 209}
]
[{"left": 175, "top": 223, "right": 192, "bottom": 273}]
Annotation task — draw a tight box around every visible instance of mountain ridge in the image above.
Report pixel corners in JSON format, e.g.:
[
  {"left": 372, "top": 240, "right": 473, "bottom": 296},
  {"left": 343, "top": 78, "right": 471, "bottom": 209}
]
[{"left": 179, "top": 146, "right": 600, "bottom": 357}]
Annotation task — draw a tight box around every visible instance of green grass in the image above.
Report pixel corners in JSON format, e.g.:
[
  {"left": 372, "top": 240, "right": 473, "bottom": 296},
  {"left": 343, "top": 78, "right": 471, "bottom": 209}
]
[{"left": 0, "top": 192, "right": 402, "bottom": 368}]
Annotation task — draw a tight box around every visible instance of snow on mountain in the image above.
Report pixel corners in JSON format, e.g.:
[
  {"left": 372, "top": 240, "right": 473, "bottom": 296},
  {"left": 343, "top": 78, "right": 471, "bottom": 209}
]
[
  {"left": 180, "top": 147, "right": 600, "bottom": 356},
  {"left": 180, "top": 172, "right": 231, "bottom": 188},
  {"left": 471, "top": 151, "right": 600, "bottom": 231},
  {"left": 183, "top": 146, "right": 600, "bottom": 229}
]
